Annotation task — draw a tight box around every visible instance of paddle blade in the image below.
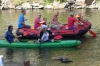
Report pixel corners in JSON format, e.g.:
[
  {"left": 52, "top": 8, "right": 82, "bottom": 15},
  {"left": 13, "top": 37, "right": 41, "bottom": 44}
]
[
  {"left": 88, "top": 30, "right": 97, "bottom": 37},
  {"left": 54, "top": 35, "right": 63, "bottom": 40}
]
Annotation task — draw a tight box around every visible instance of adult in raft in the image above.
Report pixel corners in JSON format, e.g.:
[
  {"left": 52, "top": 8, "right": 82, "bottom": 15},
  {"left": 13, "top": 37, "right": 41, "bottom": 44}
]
[
  {"left": 18, "top": 9, "right": 31, "bottom": 29},
  {"left": 67, "top": 12, "right": 76, "bottom": 30},
  {"left": 51, "top": 11, "right": 63, "bottom": 29},
  {"left": 34, "top": 13, "right": 41, "bottom": 29}
]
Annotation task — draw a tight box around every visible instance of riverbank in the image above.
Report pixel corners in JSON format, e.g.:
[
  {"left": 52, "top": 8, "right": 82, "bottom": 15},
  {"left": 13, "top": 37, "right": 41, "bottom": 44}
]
[{"left": 1, "top": 0, "right": 100, "bottom": 10}]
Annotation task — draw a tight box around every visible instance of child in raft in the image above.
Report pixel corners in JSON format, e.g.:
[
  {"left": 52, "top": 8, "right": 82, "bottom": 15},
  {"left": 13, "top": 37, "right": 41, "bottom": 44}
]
[
  {"left": 40, "top": 18, "right": 47, "bottom": 27},
  {"left": 76, "top": 13, "right": 84, "bottom": 25},
  {"left": 36, "top": 19, "right": 55, "bottom": 43}
]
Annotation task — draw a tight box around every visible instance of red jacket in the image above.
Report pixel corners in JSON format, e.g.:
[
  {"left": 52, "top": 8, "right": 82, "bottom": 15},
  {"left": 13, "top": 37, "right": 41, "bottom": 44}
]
[{"left": 68, "top": 16, "right": 76, "bottom": 27}]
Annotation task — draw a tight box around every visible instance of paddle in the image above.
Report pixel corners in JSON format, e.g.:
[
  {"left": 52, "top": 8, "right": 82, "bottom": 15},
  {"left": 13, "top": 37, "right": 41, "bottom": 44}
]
[
  {"left": 88, "top": 29, "right": 97, "bottom": 37},
  {"left": 84, "top": 22, "right": 97, "bottom": 37},
  {"left": 83, "top": 25, "right": 97, "bottom": 37}
]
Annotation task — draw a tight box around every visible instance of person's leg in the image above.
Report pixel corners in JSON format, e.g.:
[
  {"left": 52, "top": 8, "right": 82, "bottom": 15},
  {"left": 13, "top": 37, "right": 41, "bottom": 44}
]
[
  {"left": 68, "top": 25, "right": 76, "bottom": 30},
  {"left": 22, "top": 25, "right": 31, "bottom": 28},
  {"left": 26, "top": 25, "right": 31, "bottom": 28},
  {"left": 73, "top": 25, "right": 76, "bottom": 29},
  {"left": 14, "top": 38, "right": 19, "bottom": 42},
  {"left": 53, "top": 25, "right": 60, "bottom": 30}
]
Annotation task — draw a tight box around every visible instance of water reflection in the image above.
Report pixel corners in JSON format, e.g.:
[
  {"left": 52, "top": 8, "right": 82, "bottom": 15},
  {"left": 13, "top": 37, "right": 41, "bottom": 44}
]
[{"left": 6, "top": 48, "right": 14, "bottom": 61}]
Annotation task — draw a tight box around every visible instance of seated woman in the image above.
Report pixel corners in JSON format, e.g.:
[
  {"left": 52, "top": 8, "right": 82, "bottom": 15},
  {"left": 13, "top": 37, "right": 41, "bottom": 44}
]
[
  {"left": 4, "top": 25, "right": 22, "bottom": 43},
  {"left": 36, "top": 25, "right": 54, "bottom": 43}
]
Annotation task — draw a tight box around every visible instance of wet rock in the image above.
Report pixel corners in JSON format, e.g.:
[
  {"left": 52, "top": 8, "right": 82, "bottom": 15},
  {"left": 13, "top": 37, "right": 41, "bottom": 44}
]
[
  {"left": 22, "top": 2, "right": 32, "bottom": 9},
  {"left": 24, "top": 60, "right": 30, "bottom": 66},
  {"left": 52, "top": 56, "right": 73, "bottom": 63}
]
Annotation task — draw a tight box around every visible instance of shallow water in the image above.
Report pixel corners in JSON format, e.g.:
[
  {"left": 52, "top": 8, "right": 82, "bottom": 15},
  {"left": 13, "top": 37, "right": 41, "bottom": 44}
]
[{"left": 0, "top": 9, "right": 100, "bottom": 66}]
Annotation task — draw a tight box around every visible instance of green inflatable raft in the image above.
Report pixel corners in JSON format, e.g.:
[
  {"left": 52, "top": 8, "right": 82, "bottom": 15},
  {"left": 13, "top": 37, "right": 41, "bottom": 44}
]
[{"left": 0, "top": 40, "right": 81, "bottom": 48}]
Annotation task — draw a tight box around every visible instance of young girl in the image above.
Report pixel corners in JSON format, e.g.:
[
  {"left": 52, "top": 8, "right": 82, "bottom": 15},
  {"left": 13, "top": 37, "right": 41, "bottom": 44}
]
[{"left": 36, "top": 24, "right": 54, "bottom": 43}]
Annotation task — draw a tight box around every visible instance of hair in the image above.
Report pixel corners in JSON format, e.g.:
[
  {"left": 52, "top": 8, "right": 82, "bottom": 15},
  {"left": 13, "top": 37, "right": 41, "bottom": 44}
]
[
  {"left": 37, "top": 13, "right": 41, "bottom": 16},
  {"left": 8, "top": 25, "right": 13, "bottom": 30},
  {"left": 43, "top": 17, "right": 47, "bottom": 20},
  {"left": 21, "top": 9, "right": 26, "bottom": 13},
  {"left": 55, "top": 11, "right": 59, "bottom": 15},
  {"left": 70, "top": 12, "right": 74, "bottom": 16}
]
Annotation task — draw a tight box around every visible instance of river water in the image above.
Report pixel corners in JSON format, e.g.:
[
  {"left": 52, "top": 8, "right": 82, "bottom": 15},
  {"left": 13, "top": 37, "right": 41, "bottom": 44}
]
[{"left": 0, "top": 9, "right": 100, "bottom": 66}]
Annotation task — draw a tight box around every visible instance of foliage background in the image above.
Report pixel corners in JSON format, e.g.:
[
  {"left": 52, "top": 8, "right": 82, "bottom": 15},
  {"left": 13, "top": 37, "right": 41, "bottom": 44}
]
[{"left": 13, "top": 0, "right": 67, "bottom": 5}]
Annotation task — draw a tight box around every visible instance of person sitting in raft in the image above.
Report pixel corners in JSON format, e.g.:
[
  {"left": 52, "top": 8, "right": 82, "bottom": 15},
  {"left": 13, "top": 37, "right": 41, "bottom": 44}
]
[
  {"left": 76, "top": 13, "right": 84, "bottom": 25},
  {"left": 34, "top": 13, "right": 42, "bottom": 30},
  {"left": 36, "top": 25, "right": 54, "bottom": 43},
  {"left": 51, "top": 11, "right": 63, "bottom": 30},
  {"left": 40, "top": 18, "right": 47, "bottom": 27},
  {"left": 67, "top": 12, "right": 76, "bottom": 30},
  {"left": 39, "top": 18, "right": 51, "bottom": 30},
  {"left": 18, "top": 9, "right": 31, "bottom": 29},
  {"left": 4, "top": 25, "right": 22, "bottom": 43}
]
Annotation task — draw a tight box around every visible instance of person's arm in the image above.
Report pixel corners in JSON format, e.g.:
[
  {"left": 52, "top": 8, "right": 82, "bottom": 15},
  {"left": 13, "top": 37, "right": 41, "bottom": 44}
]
[
  {"left": 51, "top": 16, "right": 55, "bottom": 24},
  {"left": 20, "top": 15, "right": 26, "bottom": 25},
  {"left": 36, "top": 38, "right": 40, "bottom": 43},
  {"left": 52, "top": 17, "right": 59, "bottom": 24},
  {"left": 74, "top": 18, "right": 76, "bottom": 22},
  {"left": 36, "top": 31, "right": 43, "bottom": 43},
  {"left": 21, "top": 22, "right": 26, "bottom": 25},
  {"left": 15, "top": 35, "right": 22, "bottom": 38}
]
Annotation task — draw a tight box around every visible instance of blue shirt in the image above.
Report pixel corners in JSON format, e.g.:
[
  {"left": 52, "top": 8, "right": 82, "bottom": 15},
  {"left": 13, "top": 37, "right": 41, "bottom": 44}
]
[
  {"left": 18, "top": 14, "right": 25, "bottom": 28},
  {"left": 4, "top": 30, "right": 15, "bottom": 43}
]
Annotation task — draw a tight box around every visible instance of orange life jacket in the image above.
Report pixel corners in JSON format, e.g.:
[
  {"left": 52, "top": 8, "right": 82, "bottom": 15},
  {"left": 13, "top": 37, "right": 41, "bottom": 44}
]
[
  {"left": 76, "top": 15, "right": 83, "bottom": 22},
  {"left": 40, "top": 21, "right": 45, "bottom": 26}
]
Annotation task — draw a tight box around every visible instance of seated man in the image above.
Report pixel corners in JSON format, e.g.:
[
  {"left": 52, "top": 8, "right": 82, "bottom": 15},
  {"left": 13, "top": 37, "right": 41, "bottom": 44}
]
[
  {"left": 18, "top": 9, "right": 31, "bottom": 29},
  {"left": 34, "top": 13, "right": 41, "bottom": 30},
  {"left": 51, "top": 11, "right": 63, "bottom": 30},
  {"left": 4, "top": 25, "right": 22, "bottom": 43},
  {"left": 68, "top": 12, "right": 76, "bottom": 30}
]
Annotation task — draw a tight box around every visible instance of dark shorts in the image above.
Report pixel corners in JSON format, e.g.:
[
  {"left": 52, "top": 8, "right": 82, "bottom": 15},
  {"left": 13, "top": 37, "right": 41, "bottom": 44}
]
[
  {"left": 18, "top": 25, "right": 31, "bottom": 29},
  {"left": 68, "top": 25, "right": 76, "bottom": 30}
]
